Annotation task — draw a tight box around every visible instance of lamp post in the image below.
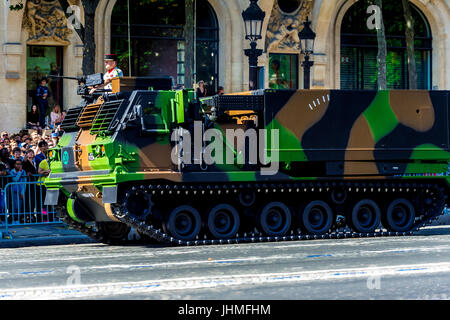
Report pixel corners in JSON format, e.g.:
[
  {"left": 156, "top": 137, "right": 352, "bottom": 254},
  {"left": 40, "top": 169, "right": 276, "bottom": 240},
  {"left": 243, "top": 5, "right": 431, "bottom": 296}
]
[
  {"left": 298, "top": 17, "right": 316, "bottom": 89},
  {"left": 242, "top": 0, "right": 265, "bottom": 91}
]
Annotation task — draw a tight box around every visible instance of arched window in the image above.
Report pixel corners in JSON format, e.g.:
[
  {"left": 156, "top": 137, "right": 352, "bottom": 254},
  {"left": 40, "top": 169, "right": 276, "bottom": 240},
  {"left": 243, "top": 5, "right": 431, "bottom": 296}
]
[
  {"left": 340, "top": 1, "right": 432, "bottom": 90},
  {"left": 111, "top": 0, "right": 219, "bottom": 93}
]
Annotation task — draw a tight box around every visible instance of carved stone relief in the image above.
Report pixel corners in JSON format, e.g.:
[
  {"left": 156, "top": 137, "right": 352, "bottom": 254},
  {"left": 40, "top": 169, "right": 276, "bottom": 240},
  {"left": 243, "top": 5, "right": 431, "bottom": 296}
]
[
  {"left": 23, "top": 0, "right": 72, "bottom": 45},
  {"left": 265, "top": 0, "right": 315, "bottom": 52}
]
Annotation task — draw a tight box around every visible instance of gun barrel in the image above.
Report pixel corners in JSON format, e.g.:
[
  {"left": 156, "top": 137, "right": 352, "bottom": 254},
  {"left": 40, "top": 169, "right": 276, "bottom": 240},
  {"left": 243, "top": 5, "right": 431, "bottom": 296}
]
[{"left": 48, "top": 75, "right": 81, "bottom": 81}]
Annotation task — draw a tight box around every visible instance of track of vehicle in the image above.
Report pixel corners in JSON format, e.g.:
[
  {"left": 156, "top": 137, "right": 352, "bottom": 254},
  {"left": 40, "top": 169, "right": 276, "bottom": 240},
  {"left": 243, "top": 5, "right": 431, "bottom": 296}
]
[{"left": 62, "top": 179, "right": 447, "bottom": 246}]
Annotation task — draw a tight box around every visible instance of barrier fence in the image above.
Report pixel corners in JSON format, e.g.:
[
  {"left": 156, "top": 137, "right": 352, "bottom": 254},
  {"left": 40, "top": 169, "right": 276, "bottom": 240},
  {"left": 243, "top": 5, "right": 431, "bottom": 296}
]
[{"left": 0, "top": 175, "right": 59, "bottom": 240}]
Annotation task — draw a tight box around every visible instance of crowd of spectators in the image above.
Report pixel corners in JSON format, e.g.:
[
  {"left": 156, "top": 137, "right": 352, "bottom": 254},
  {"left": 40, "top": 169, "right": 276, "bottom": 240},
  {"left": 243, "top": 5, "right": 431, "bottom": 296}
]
[
  {"left": 28, "top": 77, "right": 66, "bottom": 133},
  {"left": 0, "top": 129, "right": 54, "bottom": 182},
  {"left": 0, "top": 128, "right": 56, "bottom": 222}
]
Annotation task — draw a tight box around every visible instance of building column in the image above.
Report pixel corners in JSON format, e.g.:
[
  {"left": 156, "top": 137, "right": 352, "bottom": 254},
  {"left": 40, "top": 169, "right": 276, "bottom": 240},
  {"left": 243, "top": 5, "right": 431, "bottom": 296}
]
[{"left": 0, "top": 0, "right": 27, "bottom": 132}]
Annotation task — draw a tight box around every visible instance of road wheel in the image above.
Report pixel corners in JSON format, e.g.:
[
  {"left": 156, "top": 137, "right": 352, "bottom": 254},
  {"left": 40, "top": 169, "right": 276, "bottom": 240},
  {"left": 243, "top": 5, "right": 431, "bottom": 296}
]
[
  {"left": 385, "top": 199, "right": 415, "bottom": 232},
  {"left": 124, "top": 189, "right": 152, "bottom": 220},
  {"left": 301, "top": 200, "right": 333, "bottom": 235},
  {"left": 331, "top": 187, "right": 347, "bottom": 204},
  {"left": 259, "top": 202, "right": 291, "bottom": 236},
  {"left": 239, "top": 190, "right": 256, "bottom": 207},
  {"left": 166, "top": 205, "right": 202, "bottom": 241},
  {"left": 207, "top": 204, "right": 240, "bottom": 239},
  {"left": 350, "top": 199, "right": 381, "bottom": 233}
]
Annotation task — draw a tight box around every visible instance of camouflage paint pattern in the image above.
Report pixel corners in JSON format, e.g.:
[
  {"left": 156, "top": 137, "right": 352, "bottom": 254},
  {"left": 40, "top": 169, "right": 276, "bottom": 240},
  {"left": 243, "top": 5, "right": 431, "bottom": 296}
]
[{"left": 45, "top": 83, "right": 450, "bottom": 222}]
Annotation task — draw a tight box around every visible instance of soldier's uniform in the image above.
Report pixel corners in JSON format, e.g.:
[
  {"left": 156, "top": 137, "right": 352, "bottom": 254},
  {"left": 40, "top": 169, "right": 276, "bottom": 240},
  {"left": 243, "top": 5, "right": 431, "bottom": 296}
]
[{"left": 103, "top": 54, "right": 123, "bottom": 90}]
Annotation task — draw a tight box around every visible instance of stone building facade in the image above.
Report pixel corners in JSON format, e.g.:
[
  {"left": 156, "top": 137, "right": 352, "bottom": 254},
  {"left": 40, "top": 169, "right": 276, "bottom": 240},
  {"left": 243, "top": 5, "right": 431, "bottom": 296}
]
[{"left": 1, "top": 0, "right": 449, "bottom": 132}]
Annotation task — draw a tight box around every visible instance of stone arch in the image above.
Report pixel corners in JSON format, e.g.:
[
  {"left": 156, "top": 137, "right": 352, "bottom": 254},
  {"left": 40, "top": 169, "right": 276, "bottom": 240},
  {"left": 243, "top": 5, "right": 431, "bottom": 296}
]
[
  {"left": 408, "top": 0, "right": 449, "bottom": 89},
  {"left": 5, "top": 1, "right": 26, "bottom": 43},
  {"left": 0, "top": 1, "right": 28, "bottom": 132},
  {"left": 312, "top": 0, "right": 356, "bottom": 89},
  {"left": 96, "top": 0, "right": 117, "bottom": 73},
  {"left": 207, "top": 0, "right": 234, "bottom": 92},
  {"left": 314, "top": 0, "right": 449, "bottom": 89},
  {"left": 205, "top": 0, "right": 247, "bottom": 92},
  {"left": 96, "top": 0, "right": 248, "bottom": 92}
]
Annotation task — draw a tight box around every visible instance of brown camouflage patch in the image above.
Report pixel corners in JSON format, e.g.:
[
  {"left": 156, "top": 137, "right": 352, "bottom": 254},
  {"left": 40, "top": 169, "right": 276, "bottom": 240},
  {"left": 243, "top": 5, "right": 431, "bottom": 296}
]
[
  {"left": 344, "top": 116, "right": 379, "bottom": 175},
  {"left": 139, "top": 142, "right": 174, "bottom": 170},
  {"left": 390, "top": 91, "right": 435, "bottom": 132},
  {"left": 275, "top": 90, "right": 331, "bottom": 141}
]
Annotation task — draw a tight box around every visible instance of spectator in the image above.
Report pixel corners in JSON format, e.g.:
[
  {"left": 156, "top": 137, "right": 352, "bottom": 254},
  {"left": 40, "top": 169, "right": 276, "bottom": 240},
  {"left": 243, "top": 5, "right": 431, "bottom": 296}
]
[
  {"left": 10, "top": 159, "right": 27, "bottom": 214},
  {"left": 3, "top": 143, "right": 10, "bottom": 154},
  {"left": 14, "top": 134, "right": 22, "bottom": 145},
  {"left": 11, "top": 147, "right": 23, "bottom": 161},
  {"left": 51, "top": 132, "right": 59, "bottom": 147},
  {"left": 21, "top": 137, "right": 32, "bottom": 151},
  {"left": 1, "top": 131, "right": 8, "bottom": 143},
  {"left": 23, "top": 149, "right": 37, "bottom": 176},
  {"left": 35, "top": 140, "right": 48, "bottom": 168},
  {"left": 0, "top": 148, "right": 10, "bottom": 168},
  {"left": 0, "top": 157, "right": 8, "bottom": 176},
  {"left": 9, "top": 147, "right": 23, "bottom": 168},
  {"left": 37, "top": 158, "right": 51, "bottom": 222},
  {"left": 20, "top": 134, "right": 31, "bottom": 146},
  {"left": 0, "top": 157, "right": 7, "bottom": 212},
  {"left": 217, "top": 86, "right": 224, "bottom": 95},
  {"left": 30, "top": 132, "right": 40, "bottom": 150},
  {"left": 38, "top": 158, "right": 51, "bottom": 182},
  {"left": 196, "top": 80, "right": 207, "bottom": 98},
  {"left": 23, "top": 149, "right": 37, "bottom": 219},
  {"left": 0, "top": 149, "right": 9, "bottom": 192},
  {"left": 27, "top": 105, "right": 41, "bottom": 130},
  {"left": 50, "top": 105, "right": 63, "bottom": 129},
  {"left": 36, "top": 77, "right": 50, "bottom": 128},
  {"left": 60, "top": 110, "right": 66, "bottom": 123}
]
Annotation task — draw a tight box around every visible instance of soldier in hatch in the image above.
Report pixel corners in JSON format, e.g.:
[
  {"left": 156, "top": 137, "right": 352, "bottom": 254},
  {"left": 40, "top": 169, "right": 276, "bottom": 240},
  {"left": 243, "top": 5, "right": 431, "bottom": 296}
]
[{"left": 89, "top": 54, "right": 123, "bottom": 94}]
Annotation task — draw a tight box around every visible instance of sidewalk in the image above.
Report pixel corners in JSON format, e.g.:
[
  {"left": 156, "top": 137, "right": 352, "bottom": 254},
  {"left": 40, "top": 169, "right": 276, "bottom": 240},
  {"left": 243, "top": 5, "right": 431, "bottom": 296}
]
[
  {"left": 431, "top": 212, "right": 450, "bottom": 226},
  {"left": 0, "top": 222, "right": 97, "bottom": 248}
]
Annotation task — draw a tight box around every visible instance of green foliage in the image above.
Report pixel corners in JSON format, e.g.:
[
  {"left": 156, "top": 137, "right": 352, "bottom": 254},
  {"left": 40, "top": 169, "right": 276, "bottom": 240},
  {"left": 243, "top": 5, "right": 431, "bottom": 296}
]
[{"left": 8, "top": 0, "right": 24, "bottom": 10}]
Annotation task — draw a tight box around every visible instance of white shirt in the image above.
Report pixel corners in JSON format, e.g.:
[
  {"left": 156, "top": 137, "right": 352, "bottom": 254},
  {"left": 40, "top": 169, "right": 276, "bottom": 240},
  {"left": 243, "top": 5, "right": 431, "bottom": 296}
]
[{"left": 103, "top": 67, "right": 123, "bottom": 90}]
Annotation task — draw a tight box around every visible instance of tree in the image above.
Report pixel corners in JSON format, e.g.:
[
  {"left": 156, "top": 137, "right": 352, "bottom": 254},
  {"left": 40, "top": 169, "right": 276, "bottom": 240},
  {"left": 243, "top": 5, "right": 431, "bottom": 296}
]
[
  {"left": 79, "top": 0, "right": 100, "bottom": 75},
  {"left": 184, "top": 0, "right": 195, "bottom": 88},
  {"left": 8, "top": 0, "right": 99, "bottom": 75},
  {"left": 402, "top": 0, "right": 417, "bottom": 89},
  {"left": 373, "top": 0, "right": 387, "bottom": 90}
]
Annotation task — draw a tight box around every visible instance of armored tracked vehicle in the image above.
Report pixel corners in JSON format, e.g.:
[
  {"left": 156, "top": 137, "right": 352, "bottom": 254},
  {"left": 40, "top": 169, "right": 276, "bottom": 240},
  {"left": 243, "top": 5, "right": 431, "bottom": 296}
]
[{"left": 44, "top": 75, "right": 450, "bottom": 245}]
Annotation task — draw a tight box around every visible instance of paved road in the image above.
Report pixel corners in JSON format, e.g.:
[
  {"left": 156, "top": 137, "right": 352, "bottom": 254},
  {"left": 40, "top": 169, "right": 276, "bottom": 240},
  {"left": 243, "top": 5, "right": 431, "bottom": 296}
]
[{"left": 0, "top": 226, "right": 450, "bottom": 301}]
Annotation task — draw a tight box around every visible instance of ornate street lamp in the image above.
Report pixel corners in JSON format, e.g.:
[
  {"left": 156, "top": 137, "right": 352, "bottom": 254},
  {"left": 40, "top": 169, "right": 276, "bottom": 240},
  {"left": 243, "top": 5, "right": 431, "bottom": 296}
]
[
  {"left": 242, "top": 0, "right": 266, "bottom": 90},
  {"left": 298, "top": 17, "right": 316, "bottom": 89}
]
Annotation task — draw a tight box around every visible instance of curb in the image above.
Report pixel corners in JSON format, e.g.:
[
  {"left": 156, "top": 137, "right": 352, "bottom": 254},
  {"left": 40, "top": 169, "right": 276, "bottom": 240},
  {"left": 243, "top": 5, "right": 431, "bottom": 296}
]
[
  {"left": 0, "top": 235, "right": 98, "bottom": 248},
  {"left": 430, "top": 214, "right": 450, "bottom": 226}
]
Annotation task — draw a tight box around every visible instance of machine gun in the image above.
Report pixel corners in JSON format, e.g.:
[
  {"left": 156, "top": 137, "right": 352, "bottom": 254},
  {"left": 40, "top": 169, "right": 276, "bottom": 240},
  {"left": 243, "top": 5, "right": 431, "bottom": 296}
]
[{"left": 48, "top": 73, "right": 108, "bottom": 96}]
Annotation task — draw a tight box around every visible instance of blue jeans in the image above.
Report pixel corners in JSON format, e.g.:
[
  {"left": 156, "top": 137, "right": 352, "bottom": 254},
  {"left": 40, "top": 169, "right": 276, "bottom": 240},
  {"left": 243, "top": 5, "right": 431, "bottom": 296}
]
[{"left": 37, "top": 98, "right": 48, "bottom": 128}]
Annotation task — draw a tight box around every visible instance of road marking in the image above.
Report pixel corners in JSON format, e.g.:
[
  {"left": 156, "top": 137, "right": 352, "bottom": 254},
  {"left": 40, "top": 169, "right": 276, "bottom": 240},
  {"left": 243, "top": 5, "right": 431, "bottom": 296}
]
[
  {"left": 1, "top": 262, "right": 450, "bottom": 299},
  {"left": 0, "top": 249, "right": 203, "bottom": 265},
  {"left": 306, "top": 254, "right": 333, "bottom": 258},
  {"left": 87, "top": 256, "right": 288, "bottom": 271},
  {"left": 20, "top": 270, "right": 53, "bottom": 275}
]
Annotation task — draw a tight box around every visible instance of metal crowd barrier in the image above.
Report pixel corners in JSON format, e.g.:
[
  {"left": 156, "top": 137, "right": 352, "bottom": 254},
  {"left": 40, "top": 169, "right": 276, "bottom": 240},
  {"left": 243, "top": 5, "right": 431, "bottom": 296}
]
[{"left": 0, "top": 175, "right": 60, "bottom": 240}]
